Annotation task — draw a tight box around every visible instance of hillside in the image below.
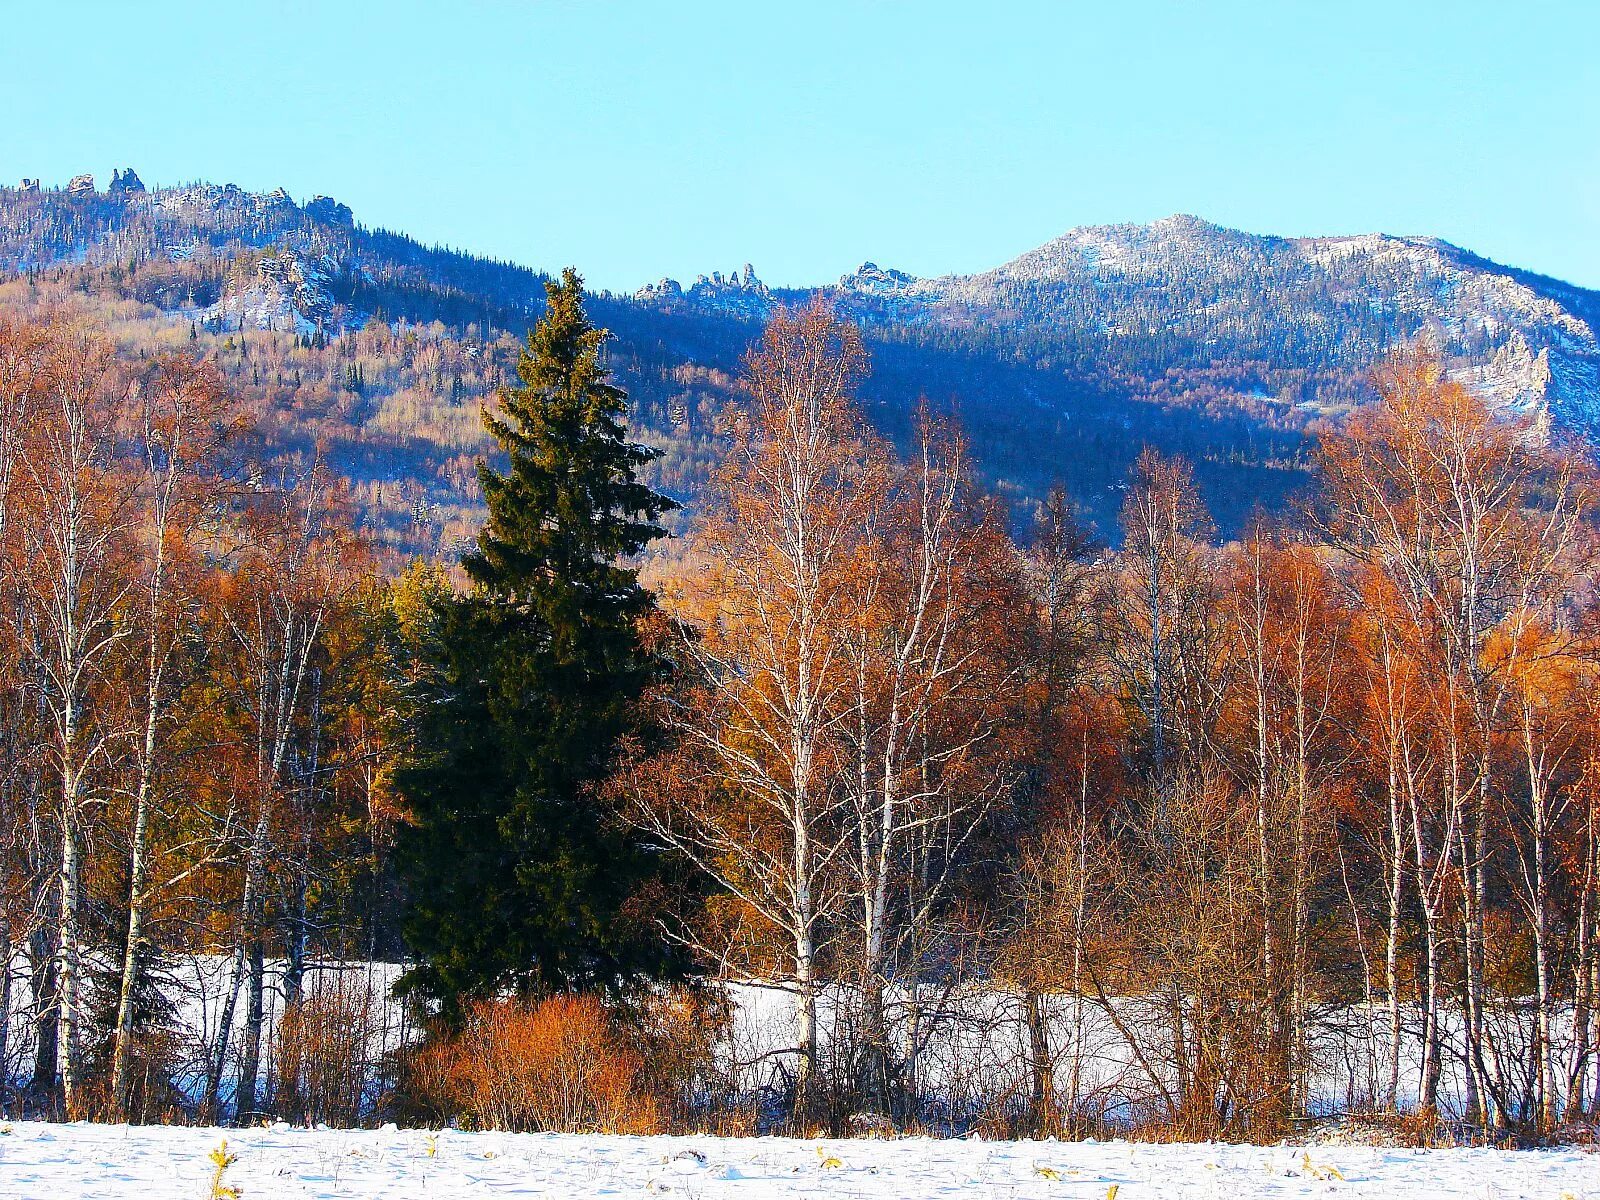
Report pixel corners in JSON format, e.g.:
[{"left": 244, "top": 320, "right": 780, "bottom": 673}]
[
  {"left": 4, "top": 170, "right": 1597, "bottom": 549},
  {"left": 644, "top": 214, "right": 1600, "bottom": 429}
]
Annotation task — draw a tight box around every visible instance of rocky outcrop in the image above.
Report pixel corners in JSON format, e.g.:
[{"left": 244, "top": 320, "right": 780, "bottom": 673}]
[
  {"left": 838, "top": 261, "right": 919, "bottom": 296},
  {"left": 153, "top": 182, "right": 270, "bottom": 218},
  {"left": 636, "top": 263, "right": 771, "bottom": 319},
  {"left": 306, "top": 195, "right": 354, "bottom": 227},
  {"left": 65, "top": 174, "right": 96, "bottom": 196},
  {"left": 210, "top": 249, "right": 339, "bottom": 335},
  {"left": 1467, "top": 331, "right": 1553, "bottom": 418},
  {"left": 634, "top": 277, "right": 683, "bottom": 302},
  {"left": 108, "top": 167, "right": 146, "bottom": 196}
]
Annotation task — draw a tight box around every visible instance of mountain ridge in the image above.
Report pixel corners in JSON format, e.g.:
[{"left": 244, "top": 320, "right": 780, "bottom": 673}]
[
  {"left": 2, "top": 170, "right": 1595, "bottom": 550},
  {"left": 641, "top": 211, "right": 1600, "bottom": 431}
]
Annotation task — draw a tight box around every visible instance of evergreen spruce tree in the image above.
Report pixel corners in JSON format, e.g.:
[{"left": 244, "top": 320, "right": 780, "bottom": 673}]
[{"left": 394, "top": 269, "right": 683, "bottom": 1016}]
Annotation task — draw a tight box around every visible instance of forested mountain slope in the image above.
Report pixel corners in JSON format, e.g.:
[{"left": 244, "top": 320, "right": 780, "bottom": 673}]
[
  {"left": 647, "top": 214, "right": 1600, "bottom": 429},
  {"left": 3, "top": 171, "right": 1595, "bottom": 549}
]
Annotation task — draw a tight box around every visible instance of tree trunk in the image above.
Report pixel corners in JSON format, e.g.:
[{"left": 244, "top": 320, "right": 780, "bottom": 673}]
[
  {"left": 1531, "top": 792, "right": 1556, "bottom": 1129},
  {"left": 857, "top": 976, "right": 892, "bottom": 1117},
  {"left": 206, "top": 803, "right": 271, "bottom": 1118},
  {"left": 1459, "top": 821, "right": 1495, "bottom": 1127},
  {"left": 1569, "top": 820, "right": 1596, "bottom": 1117},
  {"left": 1591, "top": 950, "right": 1600, "bottom": 1116},
  {"left": 1024, "top": 989, "right": 1055, "bottom": 1136},
  {"left": 858, "top": 794, "right": 893, "bottom": 1118},
  {"left": 1409, "top": 782, "right": 1441, "bottom": 1113},
  {"left": 110, "top": 768, "right": 155, "bottom": 1118},
  {"left": 283, "top": 864, "right": 309, "bottom": 1011},
  {"left": 1419, "top": 908, "right": 1441, "bottom": 1112},
  {"left": 28, "top": 928, "right": 58, "bottom": 1105},
  {"left": 55, "top": 782, "right": 81, "bottom": 1119},
  {"left": 0, "top": 917, "right": 11, "bottom": 1113},
  {"left": 204, "top": 950, "right": 242, "bottom": 1121},
  {"left": 1289, "top": 683, "right": 1313, "bottom": 1118},
  {"left": 794, "top": 928, "right": 818, "bottom": 1131},
  {"left": 1384, "top": 771, "right": 1404, "bottom": 1111},
  {"left": 235, "top": 939, "right": 265, "bottom": 1124}
]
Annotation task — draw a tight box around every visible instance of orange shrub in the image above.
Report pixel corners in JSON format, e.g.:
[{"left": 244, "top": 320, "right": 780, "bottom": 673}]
[
  {"left": 412, "top": 995, "right": 663, "bottom": 1133},
  {"left": 275, "top": 979, "right": 380, "bottom": 1127}
]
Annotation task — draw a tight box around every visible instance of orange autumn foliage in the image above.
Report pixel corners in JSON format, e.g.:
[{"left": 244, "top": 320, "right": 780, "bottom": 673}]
[{"left": 410, "top": 995, "right": 664, "bottom": 1133}]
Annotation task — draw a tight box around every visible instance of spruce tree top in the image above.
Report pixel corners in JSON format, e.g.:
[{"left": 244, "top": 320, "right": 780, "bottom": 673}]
[{"left": 464, "top": 268, "right": 674, "bottom": 619}]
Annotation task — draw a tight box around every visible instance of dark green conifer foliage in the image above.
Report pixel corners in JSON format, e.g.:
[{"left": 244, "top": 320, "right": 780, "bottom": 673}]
[{"left": 394, "top": 269, "right": 681, "bottom": 1016}]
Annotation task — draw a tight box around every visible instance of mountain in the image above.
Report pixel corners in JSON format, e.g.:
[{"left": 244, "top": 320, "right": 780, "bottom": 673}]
[
  {"left": 642, "top": 214, "right": 1600, "bottom": 433},
  {"left": 3, "top": 171, "right": 1597, "bottom": 552}
]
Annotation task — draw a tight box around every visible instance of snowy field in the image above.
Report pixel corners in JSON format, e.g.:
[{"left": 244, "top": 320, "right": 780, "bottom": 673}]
[
  {"left": 0, "top": 1123, "right": 1594, "bottom": 1200},
  {"left": 4, "top": 955, "right": 1575, "bottom": 1123}
]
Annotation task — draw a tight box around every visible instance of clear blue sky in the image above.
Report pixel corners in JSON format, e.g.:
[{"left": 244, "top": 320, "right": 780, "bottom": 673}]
[{"left": 5, "top": 1, "right": 1597, "bottom": 293}]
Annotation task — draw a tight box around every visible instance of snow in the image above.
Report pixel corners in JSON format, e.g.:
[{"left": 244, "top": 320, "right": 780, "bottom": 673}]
[
  {"left": 4, "top": 958, "right": 1588, "bottom": 1127},
  {"left": 0, "top": 1122, "right": 1592, "bottom": 1199}
]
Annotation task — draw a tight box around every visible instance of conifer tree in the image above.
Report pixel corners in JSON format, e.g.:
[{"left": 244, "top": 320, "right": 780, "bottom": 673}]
[{"left": 394, "top": 269, "right": 683, "bottom": 1015}]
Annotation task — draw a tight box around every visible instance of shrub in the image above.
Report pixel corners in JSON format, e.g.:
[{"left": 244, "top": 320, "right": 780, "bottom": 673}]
[
  {"left": 632, "top": 986, "right": 739, "bottom": 1130},
  {"left": 411, "top": 994, "right": 663, "bottom": 1133},
  {"left": 274, "top": 978, "right": 380, "bottom": 1127}
]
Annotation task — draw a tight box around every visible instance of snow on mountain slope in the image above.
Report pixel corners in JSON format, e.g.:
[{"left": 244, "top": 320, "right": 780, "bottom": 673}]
[
  {"left": 9, "top": 172, "right": 1597, "bottom": 433},
  {"left": 642, "top": 214, "right": 1600, "bottom": 432},
  {"left": 864, "top": 215, "right": 1600, "bottom": 428},
  {"left": 3, "top": 173, "right": 1595, "bottom": 538},
  {"left": 11, "top": 173, "right": 1597, "bottom": 428}
]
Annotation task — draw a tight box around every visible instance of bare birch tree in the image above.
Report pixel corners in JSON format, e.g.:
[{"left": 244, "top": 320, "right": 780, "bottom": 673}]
[
  {"left": 17, "top": 325, "right": 136, "bottom": 1116},
  {"left": 838, "top": 407, "right": 1025, "bottom": 1116},
  {"left": 109, "top": 354, "right": 238, "bottom": 1118},
  {"left": 629, "top": 302, "right": 879, "bottom": 1126}
]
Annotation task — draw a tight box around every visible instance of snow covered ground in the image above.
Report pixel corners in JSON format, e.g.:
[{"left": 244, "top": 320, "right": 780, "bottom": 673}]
[
  {"left": 0, "top": 1122, "right": 1593, "bottom": 1200},
  {"left": 3, "top": 955, "right": 1586, "bottom": 1125}
]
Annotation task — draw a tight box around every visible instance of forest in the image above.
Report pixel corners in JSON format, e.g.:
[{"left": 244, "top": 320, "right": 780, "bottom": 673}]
[{"left": 0, "top": 279, "right": 1598, "bottom": 1145}]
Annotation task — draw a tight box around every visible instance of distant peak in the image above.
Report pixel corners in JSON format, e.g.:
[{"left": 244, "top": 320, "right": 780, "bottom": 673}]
[
  {"left": 1139, "top": 214, "right": 1248, "bottom": 240},
  {"left": 838, "top": 261, "right": 919, "bottom": 294},
  {"left": 1031, "top": 212, "right": 1247, "bottom": 252},
  {"left": 306, "top": 195, "right": 354, "bottom": 227},
  {"left": 109, "top": 167, "right": 145, "bottom": 196}
]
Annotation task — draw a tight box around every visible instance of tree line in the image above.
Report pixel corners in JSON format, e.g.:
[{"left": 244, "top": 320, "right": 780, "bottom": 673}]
[
  {"left": 1, "top": 279, "right": 1598, "bottom": 1140},
  {"left": 400, "top": 284, "right": 1600, "bottom": 1138},
  {"left": 640, "top": 310, "right": 1600, "bottom": 1137},
  {"left": 0, "top": 313, "right": 401, "bottom": 1122}
]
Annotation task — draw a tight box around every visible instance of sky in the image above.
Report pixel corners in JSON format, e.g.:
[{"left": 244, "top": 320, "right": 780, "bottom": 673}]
[{"left": 4, "top": 1, "right": 1597, "bottom": 294}]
